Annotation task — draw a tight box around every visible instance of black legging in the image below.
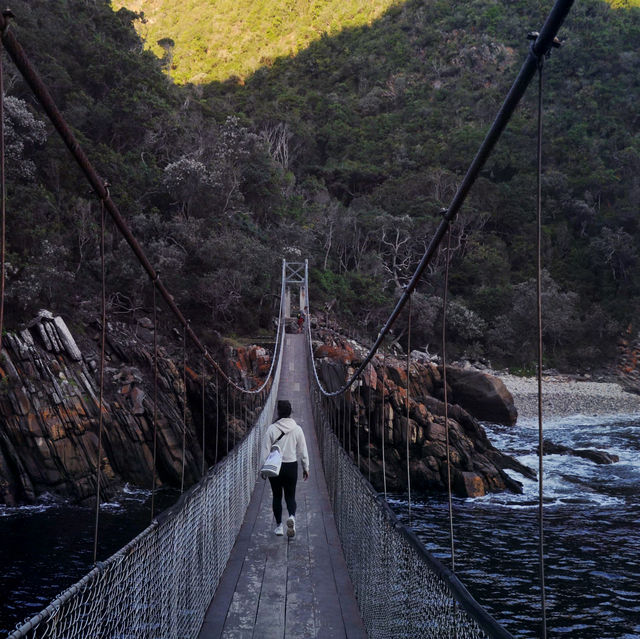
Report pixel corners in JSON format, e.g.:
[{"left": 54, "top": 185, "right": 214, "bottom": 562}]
[{"left": 269, "top": 461, "right": 298, "bottom": 524}]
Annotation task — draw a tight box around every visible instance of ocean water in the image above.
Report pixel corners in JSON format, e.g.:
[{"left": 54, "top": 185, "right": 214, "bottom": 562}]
[
  {"left": 390, "top": 413, "right": 640, "bottom": 638},
  {"left": 0, "top": 485, "right": 179, "bottom": 636},
  {"left": 2, "top": 415, "right": 639, "bottom": 637}
]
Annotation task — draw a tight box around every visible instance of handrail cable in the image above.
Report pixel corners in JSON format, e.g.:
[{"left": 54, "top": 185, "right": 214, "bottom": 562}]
[
  {"left": 7, "top": 282, "right": 289, "bottom": 639},
  {"left": 306, "top": 289, "right": 515, "bottom": 639},
  {"left": 92, "top": 193, "right": 108, "bottom": 564},
  {"left": 305, "top": 0, "right": 573, "bottom": 399},
  {"left": 442, "top": 226, "right": 456, "bottom": 572},
  {"left": 535, "top": 51, "right": 548, "bottom": 639},
  {"left": 0, "top": 16, "right": 280, "bottom": 396}
]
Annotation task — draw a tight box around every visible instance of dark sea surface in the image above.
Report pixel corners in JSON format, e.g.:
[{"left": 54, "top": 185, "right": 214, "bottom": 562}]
[
  {"left": 1, "top": 414, "right": 639, "bottom": 637},
  {"left": 390, "top": 413, "right": 640, "bottom": 638},
  {"left": 0, "top": 486, "right": 179, "bottom": 636}
]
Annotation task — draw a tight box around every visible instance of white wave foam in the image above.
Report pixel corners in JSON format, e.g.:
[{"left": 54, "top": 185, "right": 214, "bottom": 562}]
[
  {"left": 515, "top": 413, "right": 640, "bottom": 431},
  {"left": 491, "top": 466, "right": 625, "bottom": 509},
  {"left": 100, "top": 501, "right": 122, "bottom": 511},
  {"left": 0, "top": 494, "right": 63, "bottom": 518},
  {"left": 121, "top": 484, "right": 151, "bottom": 501}
]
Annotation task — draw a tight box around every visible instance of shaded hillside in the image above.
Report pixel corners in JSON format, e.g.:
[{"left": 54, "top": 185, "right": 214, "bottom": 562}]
[
  {"left": 1, "top": 0, "right": 639, "bottom": 372},
  {"left": 205, "top": 0, "right": 640, "bottom": 369},
  {"left": 3, "top": 0, "right": 285, "bottom": 339}
]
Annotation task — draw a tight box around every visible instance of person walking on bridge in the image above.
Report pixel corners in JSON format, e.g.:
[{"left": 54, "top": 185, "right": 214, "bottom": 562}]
[{"left": 263, "top": 399, "right": 309, "bottom": 538}]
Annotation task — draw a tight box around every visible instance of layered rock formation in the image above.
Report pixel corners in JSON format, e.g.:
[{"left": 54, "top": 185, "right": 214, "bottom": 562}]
[
  {"left": 0, "top": 311, "right": 264, "bottom": 506},
  {"left": 313, "top": 330, "right": 534, "bottom": 497},
  {"left": 618, "top": 325, "right": 640, "bottom": 393}
]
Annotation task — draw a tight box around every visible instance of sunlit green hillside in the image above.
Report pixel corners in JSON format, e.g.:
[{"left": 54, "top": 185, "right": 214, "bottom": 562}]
[{"left": 112, "top": 0, "right": 401, "bottom": 84}]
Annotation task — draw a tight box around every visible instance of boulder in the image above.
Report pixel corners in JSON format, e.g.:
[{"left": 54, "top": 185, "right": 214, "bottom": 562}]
[
  {"left": 540, "top": 439, "right": 619, "bottom": 464},
  {"left": 312, "top": 328, "right": 534, "bottom": 498},
  {"left": 573, "top": 448, "right": 619, "bottom": 464},
  {"left": 454, "top": 470, "right": 486, "bottom": 497},
  {"left": 444, "top": 366, "right": 518, "bottom": 425}
]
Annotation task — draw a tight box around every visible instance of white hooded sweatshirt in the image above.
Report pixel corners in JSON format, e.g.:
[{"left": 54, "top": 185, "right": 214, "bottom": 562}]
[{"left": 263, "top": 417, "right": 309, "bottom": 474}]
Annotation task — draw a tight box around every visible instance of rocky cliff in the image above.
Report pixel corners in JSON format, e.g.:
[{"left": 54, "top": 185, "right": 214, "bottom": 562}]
[
  {"left": 0, "top": 311, "right": 267, "bottom": 506},
  {"left": 617, "top": 325, "right": 640, "bottom": 394},
  {"left": 313, "top": 329, "right": 534, "bottom": 497}
]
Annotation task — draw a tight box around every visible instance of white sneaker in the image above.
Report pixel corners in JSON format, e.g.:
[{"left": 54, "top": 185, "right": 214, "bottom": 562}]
[
  {"left": 274, "top": 523, "right": 284, "bottom": 536},
  {"left": 286, "top": 515, "right": 296, "bottom": 538}
]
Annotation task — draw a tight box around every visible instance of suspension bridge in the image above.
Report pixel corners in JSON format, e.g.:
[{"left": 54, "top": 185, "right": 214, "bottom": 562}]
[{"left": 0, "top": 0, "right": 576, "bottom": 637}]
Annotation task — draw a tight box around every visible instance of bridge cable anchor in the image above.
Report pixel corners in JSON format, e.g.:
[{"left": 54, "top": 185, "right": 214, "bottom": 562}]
[
  {"left": 527, "top": 31, "right": 562, "bottom": 63},
  {"left": 2, "top": 9, "right": 14, "bottom": 37}
]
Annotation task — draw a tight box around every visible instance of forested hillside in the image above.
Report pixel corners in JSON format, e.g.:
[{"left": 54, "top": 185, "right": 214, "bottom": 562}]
[
  {"left": 3, "top": 0, "right": 639, "bottom": 370},
  {"left": 111, "top": 0, "right": 401, "bottom": 84}
]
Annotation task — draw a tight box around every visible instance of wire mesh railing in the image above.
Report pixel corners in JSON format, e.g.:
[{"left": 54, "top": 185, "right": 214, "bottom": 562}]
[
  {"left": 303, "top": 260, "right": 512, "bottom": 638},
  {"left": 308, "top": 383, "right": 513, "bottom": 639},
  {"left": 8, "top": 288, "right": 286, "bottom": 639}
]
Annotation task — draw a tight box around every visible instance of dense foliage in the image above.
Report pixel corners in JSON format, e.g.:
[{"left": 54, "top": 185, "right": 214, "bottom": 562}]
[
  {"left": 3, "top": 0, "right": 639, "bottom": 370},
  {"left": 111, "top": 0, "right": 402, "bottom": 84}
]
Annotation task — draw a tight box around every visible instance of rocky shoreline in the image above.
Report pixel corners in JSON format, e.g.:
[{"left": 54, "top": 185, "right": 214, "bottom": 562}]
[{"left": 495, "top": 372, "right": 640, "bottom": 421}]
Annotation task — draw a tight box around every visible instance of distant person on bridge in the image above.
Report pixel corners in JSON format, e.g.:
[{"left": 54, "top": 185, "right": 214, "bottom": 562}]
[
  {"left": 296, "top": 311, "right": 304, "bottom": 333},
  {"left": 263, "top": 399, "right": 309, "bottom": 538}
]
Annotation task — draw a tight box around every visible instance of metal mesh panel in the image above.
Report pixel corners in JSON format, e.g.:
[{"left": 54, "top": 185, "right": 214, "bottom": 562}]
[
  {"left": 310, "top": 387, "right": 512, "bottom": 639},
  {"left": 9, "top": 331, "right": 284, "bottom": 639}
]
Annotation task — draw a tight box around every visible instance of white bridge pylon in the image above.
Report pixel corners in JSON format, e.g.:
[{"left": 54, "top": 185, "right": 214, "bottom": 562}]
[{"left": 283, "top": 259, "right": 308, "bottom": 319}]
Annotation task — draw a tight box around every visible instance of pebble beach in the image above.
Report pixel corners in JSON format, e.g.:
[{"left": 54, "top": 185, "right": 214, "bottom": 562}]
[{"left": 496, "top": 373, "right": 640, "bottom": 420}]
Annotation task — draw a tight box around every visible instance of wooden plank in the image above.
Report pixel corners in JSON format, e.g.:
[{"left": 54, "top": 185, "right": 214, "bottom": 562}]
[
  {"left": 220, "top": 500, "right": 271, "bottom": 636},
  {"left": 197, "top": 480, "right": 266, "bottom": 638},
  {"left": 197, "top": 334, "right": 366, "bottom": 639},
  {"left": 284, "top": 496, "right": 317, "bottom": 638},
  {"left": 252, "top": 535, "right": 288, "bottom": 639}
]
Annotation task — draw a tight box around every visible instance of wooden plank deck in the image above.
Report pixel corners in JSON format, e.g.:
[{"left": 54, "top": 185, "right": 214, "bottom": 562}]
[{"left": 198, "top": 333, "right": 367, "bottom": 639}]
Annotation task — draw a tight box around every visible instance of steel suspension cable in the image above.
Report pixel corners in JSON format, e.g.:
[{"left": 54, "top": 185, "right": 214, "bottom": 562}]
[
  {"left": 214, "top": 371, "right": 219, "bottom": 464},
  {"left": 367, "top": 378, "right": 372, "bottom": 482},
  {"left": 442, "top": 227, "right": 456, "bottom": 572},
  {"left": 201, "top": 353, "right": 206, "bottom": 477},
  {"left": 150, "top": 276, "right": 159, "bottom": 521},
  {"left": 0, "top": 15, "right": 285, "bottom": 397},
  {"left": 233, "top": 388, "right": 237, "bottom": 448},
  {"left": 381, "top": 351, "right": 387, "bottom": 500},
  {"left": 348, "top": 387, "right": 352, "bottom": 456},
  {"left": 180, "top": 323, "right": 187, "bottom": 494},
  {"left": 535, "top": 54, "right": 548, "bottom": 639},
  {"left": 0, "top": 41, "right": 5, "bottom": 356},
  {"left": 405, "top": 294, "right": 412, "bottom": 521},
  {"left": 92, "top": 194, "right": 107, "bottom": 564},
  {"left": 356, "top": 381, "right": 361, "bottom": 471},
  {"left": 226, "top": 382, "right": 230, "bottom": 455},
  {"left": 303, "top": 0, "right": 573, "bottom": 400}
]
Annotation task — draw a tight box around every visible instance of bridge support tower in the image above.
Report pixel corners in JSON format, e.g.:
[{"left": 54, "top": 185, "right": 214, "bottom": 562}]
[{"left": 283, "top": 260, "right": 308, "bottom": 318}]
